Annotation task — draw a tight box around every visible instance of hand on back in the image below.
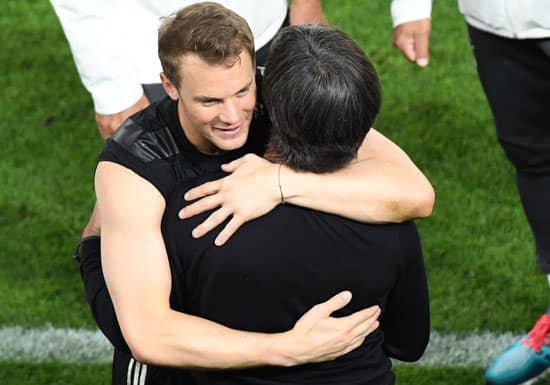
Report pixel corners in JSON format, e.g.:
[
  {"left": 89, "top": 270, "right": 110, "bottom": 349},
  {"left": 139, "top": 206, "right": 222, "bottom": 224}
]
[{"left": 179, "top": 154, "right": 281, "bottom": 246}]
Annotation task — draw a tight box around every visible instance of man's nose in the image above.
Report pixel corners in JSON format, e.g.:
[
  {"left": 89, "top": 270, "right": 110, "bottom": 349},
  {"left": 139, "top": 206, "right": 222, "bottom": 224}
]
[{"left": 218, "top": 99, "right": 240, "bottom": 125}]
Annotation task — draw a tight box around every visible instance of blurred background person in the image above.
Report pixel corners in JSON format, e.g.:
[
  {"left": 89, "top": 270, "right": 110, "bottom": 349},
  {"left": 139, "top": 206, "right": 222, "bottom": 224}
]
[
  {"left": 50, "top": 0, "right": 326, "bottom": 139},
  {"left": 390, "top": 1, "right": 550, "bottom": 384}
]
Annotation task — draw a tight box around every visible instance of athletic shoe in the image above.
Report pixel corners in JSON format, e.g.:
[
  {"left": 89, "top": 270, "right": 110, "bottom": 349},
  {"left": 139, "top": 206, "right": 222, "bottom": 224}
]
[{"left": 485, "top": 312, "right": 550, "bottom": 385}]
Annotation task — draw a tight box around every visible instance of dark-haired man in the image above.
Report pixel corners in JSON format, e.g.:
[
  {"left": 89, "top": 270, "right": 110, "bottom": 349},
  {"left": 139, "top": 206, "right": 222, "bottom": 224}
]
[
  {"left": 170, "top": 23, "right": 429, "bottom": 385},
  {"left": 390, "top": 1, "right": 550, "bottom": 384}
]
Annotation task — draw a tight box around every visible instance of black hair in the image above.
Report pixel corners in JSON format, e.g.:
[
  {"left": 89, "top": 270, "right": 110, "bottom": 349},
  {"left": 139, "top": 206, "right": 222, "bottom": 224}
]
[{"left": 263, "top": 25, "right": 381, "bottom": 173}]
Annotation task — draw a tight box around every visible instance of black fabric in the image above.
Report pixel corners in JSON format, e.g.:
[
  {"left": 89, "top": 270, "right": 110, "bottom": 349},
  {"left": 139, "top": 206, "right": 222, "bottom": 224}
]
[
  {"left": 467, "top": 25, "right": 550, "bottom": 271},
  {"left": 161, "top": 197, "right": 429, "bottom": 385},
  {"left": 143, "top": 83, "right": 168, "bottom": 104},
  {"left": 79, "top": 238, "right": 135, "bottom": 385},
  {"left": 79, "top": 236, "right": 130, "bottom": 354},
  {"left": 111, "top": 349, "right": 133, "bottom": 385}
]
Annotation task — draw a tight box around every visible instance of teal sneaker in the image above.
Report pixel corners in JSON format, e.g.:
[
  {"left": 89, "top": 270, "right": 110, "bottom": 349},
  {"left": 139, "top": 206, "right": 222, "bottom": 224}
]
[{"left": 485, "top": 313, "right": 550, "bottom": 385}]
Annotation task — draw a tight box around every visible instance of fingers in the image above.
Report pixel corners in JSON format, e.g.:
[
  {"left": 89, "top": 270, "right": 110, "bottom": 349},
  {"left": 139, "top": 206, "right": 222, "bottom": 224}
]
[
  {"left": 191, "top": 206, "right": 232, "bottom": 238},
  {"left": 324, "top": 306, "right": 381, "bottom": 361},
  {"left": 308, "top": 310, "right": 381, "bottom": 363},
  {"left": 289, "top": 297, "right": 381, "bottom": 364},
  {"left": 311, "top": 291, "right": 353, "bottom": 320},
  {"left": 350, "top": 309, "right": 380, "bottom": 339},
  {"left": 183, "top": 180, "right": 220, "bottom": 203},
  {"left": 393, "top": 30, "right": 429, "bottom": 67},
  {"left": 179, "top": 193, "right": 221, "bottom": 219},
  {"left": 214, "top": 216, "right": 245, "bottom": 246},
  {"left": 180, "top": 180, "right": 223, "bottom": 219},
  {"left": 318, "top": 291, "right": 353, "bottom": 316},
  {"left": 392, "top": 26, "right": 416, "bottom": 62},
  {"left": 221, "top": 157, "right": 244, "bottom": 173},
  {"left": 296, "top": 291, "right": 352, "bottom": 326},
  {"left": 342, "top": 305, "right": 381, "bottom": 330},
  {"left": 392, "top": 19, "right": 432, "bottom": 67},
  {"left": 395, "top": 39, "right": 416, "bottom": 62},
  {"left": 221, "top": 153, "right": 263, "bottom": 173},
  {"left": 337, "top": 316, "right": 380, "bottom": 358},
  {"left": 413, "top": 31, "right": 430, "bottom": 67}
]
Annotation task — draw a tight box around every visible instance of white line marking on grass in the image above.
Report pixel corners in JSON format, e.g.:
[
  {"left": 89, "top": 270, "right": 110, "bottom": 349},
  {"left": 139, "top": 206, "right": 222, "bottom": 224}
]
[
  {"left": 0, "top": 326, "right": 112, "bottom": 363},
  {"left": 396, "top": 331, "right": 520, "bottom": 368},
  {"left": 0, "top": 327, "right": 523, "bottom": 367}
]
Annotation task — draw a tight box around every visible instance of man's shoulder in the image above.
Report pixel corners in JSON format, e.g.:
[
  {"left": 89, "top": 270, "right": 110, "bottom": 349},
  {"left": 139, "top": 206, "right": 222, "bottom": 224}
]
[
  {"left": 109, "top": 100, "right": 180, "bottom": 163},
  {"left": 99, "top": 101, "right": 181, "bottom": 200},
  {"left": 321, "top": 215, "right": 420, "bottom": 251}
]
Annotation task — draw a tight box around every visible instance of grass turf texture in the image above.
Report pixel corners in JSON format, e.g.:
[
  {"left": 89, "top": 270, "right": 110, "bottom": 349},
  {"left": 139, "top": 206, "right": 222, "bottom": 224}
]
[
  {"left": 0, "top": 362, "right": 110, "bottom": 385},
  {"left": 0, "top": 364, "right": 488, "bottom": 385},
  {"left": 1, "top": 0, "right": 547, "bottom": 383}
]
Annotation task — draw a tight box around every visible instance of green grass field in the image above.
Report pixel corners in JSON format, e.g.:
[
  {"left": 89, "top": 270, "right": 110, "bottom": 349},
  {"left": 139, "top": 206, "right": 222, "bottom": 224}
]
[{"left": 1, "top": 0, "right": 548, "bottom": 384}]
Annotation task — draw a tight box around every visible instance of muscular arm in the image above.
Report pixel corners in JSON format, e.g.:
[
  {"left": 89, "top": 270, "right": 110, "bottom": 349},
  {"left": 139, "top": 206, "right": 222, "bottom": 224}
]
[
  {"left": 94, "top": 161, "right": 379, "bottom": 368},
  {"left": 182, "top": 128, "right": 435, "bottom": 245},
  {"left": 281, "top": 128, "right": 434, "bottom": 222}
]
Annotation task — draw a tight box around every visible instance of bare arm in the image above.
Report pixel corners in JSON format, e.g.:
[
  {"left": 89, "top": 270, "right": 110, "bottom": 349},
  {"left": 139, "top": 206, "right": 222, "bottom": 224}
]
[
  {"left": 281, "top": 128, "right": 434, "bottom": 222},
  {"left": 289, "top": 0, "right": 327, "bottom": 25},
  {"left": 50, "top": 0, "right": 150, "bottom": 137},
  {"left": 96, "top": 161, "right": 379, "bottom": 367},
  {"left": 95, "top": 93, "right": 150, "bottom": 139},
  {"left": 181, "top": 129, "right": 434, "bottom": 245}
]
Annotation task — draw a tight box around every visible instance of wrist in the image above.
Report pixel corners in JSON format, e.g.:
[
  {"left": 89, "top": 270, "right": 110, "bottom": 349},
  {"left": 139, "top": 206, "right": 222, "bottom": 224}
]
[
  {"left": 277, "top": 165, "right": 302, "bottom": 205},
  {"left": 277, "top": 164, "right": 286, "bottom": 204},
  {"left": 265, "top": 331, "right": 299, "bottom": 367}
]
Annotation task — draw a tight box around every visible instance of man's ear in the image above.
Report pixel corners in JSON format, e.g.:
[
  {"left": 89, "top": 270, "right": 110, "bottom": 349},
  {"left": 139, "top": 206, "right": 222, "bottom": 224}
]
[{"left": 160, "top": 72, "right": 179, "bottom": 100}]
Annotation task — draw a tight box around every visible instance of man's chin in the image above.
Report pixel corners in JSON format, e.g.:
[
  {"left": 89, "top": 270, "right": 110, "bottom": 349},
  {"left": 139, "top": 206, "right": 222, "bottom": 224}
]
[{"left": 214, "top": 133, "right": 249, "bottom": 152}]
